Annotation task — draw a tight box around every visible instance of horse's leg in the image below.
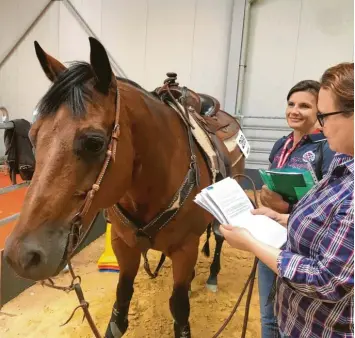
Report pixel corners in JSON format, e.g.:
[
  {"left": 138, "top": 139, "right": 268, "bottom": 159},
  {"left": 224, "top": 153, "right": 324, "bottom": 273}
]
[
  {"left": 170, "top": 236, "right": 199, "bottom": 338},
  {"left": 188, "top": 269, "right": 196, "bottom": 297},
  {"left": 206, "top": 220, "right": 224, "bottom": 293},
  {"left": 105, "top": 236, "right": 141, "bottom": 338}
]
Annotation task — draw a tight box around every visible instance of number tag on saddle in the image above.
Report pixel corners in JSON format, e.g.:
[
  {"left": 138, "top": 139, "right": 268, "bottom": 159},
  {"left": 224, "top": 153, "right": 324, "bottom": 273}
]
[{"left": 236, "top": 130, "right": 250, "bottom": 158}]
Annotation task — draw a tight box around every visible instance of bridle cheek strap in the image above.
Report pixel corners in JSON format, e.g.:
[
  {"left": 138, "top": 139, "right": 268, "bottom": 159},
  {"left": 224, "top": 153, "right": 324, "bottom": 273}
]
[{"left": 67, "top": 87, "right": 121, "bottom": 257}]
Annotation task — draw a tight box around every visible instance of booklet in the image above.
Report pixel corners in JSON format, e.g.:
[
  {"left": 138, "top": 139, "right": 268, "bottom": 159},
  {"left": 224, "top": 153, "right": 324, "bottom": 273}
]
[
  {"left": 259, "top": 166, "right": 317, "bottom": 203},
  {"left": 194, "top": 178, "right": 287, "bottom": 248}
]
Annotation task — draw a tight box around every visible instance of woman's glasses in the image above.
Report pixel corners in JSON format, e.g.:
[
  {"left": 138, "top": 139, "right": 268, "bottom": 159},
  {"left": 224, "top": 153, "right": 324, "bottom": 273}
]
[{"left": 316, "top": 110, "right": 353, "bottom": 127}]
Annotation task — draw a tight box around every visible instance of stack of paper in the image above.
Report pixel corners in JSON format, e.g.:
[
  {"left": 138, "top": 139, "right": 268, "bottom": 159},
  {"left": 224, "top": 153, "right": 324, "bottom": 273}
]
[{"left": 194, "top": 178, "right": 287, "bottom": 248}]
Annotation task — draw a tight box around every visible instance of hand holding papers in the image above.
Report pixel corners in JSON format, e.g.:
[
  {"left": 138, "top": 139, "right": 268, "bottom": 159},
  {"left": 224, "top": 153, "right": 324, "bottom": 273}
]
[{"left": 194, "top": 178, "right": 287, "bottom": 248}]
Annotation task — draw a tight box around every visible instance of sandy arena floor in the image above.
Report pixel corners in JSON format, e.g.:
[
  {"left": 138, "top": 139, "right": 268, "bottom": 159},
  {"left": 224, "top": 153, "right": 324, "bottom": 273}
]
[{"left": 0, "top": 231, "right": 261, "bottom": 338}]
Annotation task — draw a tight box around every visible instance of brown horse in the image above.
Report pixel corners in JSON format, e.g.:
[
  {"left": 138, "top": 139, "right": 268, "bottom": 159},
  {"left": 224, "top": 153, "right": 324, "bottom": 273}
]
[{"left": 4, "top": 37, "right": 244, "bottom": 338}]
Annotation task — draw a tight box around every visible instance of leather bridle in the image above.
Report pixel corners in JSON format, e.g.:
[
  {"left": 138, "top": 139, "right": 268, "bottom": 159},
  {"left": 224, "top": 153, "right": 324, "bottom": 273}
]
[
  {"left": 66, "top": 87, "right": 121, "bottom": 259},
  {"left": 41, "top": 87, "right": 121, "bottom": 338}
]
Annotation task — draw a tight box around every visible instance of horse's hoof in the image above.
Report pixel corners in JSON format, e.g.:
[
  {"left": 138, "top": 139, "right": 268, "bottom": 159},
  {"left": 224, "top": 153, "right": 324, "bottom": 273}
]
[
  {"left": 105, "top": 311, "right": 128, "bottom": 338},
  {"left": 174, "top": 322, "right": 191, "bottom": 338},
  {"left": 105, "top": 322, "right": 124, "bottom": 338},
  {"left": 206, "top": 283, "right": 218, "bottom": 293}
]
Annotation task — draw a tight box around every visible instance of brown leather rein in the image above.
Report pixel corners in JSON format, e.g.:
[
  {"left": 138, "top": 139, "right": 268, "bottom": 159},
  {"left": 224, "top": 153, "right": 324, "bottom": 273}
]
[{"left": 40, "top": 85, "right": 258, "bottom": 338}]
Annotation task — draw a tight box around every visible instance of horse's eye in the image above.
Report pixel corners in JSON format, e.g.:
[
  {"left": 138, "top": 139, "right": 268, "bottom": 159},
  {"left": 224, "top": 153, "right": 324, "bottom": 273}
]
[
  {"left": 74, "top": 131, "right": 107, "bottom": 161},
  {"left": 84, "top": 137, "right": 105, "bottom": 153}
]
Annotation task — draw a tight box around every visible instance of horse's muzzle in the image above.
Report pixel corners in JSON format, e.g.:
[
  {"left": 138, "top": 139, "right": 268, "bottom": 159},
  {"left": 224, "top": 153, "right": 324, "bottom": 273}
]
[{"left": 4, "top": 225, "right": 69, "bottom": 281}]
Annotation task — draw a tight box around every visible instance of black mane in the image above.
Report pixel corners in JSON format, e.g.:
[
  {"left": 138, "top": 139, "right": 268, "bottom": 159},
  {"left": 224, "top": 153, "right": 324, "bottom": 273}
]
[
  {"left": 37, "top": 62, "right": 154, "bottom": 118},
  {"left": 37, "top": 62, "right": 95, "bottom": 118}
]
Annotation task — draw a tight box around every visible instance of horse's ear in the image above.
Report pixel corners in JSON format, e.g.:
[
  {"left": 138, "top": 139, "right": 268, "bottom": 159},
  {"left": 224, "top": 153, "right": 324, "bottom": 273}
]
[
  {"left": 89, "top": 37, "right": 115, "bottom": 95},
  {"left": 34, "top": 41, "right": 66, "bottom": 82}
]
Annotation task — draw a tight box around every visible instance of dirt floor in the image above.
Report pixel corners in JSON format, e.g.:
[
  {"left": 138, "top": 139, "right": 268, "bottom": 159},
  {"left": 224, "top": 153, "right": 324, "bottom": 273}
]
[{"left": 0, "top": 232, "right": 261, "bottom": 338}]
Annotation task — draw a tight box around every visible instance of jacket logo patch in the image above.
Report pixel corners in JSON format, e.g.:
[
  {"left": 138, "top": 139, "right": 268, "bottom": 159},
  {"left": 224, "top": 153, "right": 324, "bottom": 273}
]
[{"left": 303, "top": 151, "right": 315, "bottom": 163}]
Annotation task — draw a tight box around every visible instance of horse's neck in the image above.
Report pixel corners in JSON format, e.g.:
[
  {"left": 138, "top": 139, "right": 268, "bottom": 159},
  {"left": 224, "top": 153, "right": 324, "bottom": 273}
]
[{"left": 122, "top": 88, "right": 191, "bottom": 221}]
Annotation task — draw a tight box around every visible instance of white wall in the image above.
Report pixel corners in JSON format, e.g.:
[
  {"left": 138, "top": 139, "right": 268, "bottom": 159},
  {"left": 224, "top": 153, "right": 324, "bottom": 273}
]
[
  {"left": 63, "top": 0, "right": 235, "bottom": 97},
  {"left": 1, "top": 0, "right": 353, "bottom": 167},
  {"left": 242, "top": 0, "right": 354, "bottom": 168},
  {"left": 0, "top": 0, "right": 59, "bottom": 157},
  {"left": 0, "top": 0, "right": 239, "bottom": 157}
]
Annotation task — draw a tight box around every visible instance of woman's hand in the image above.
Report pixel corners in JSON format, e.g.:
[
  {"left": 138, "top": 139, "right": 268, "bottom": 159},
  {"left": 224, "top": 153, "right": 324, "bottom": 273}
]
[
  {"left": 251, "top": 206, "right": 281, "bottom": 221},
  {"left": 219, "top": 224, "right": 256, "bottom": 252},
  {"left": 220, "top": 224, "right": 281, "bottom": 273},
  {"left": 260, "top": 185, "right": 290, "bottom": 213},
  {"left": 252, "top": 206, "right": 289, "bottom": 227}
]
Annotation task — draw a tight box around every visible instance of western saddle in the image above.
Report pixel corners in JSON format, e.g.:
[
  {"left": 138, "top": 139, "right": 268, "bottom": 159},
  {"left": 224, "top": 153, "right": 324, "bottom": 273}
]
[
  {"left": 153, "top": 72, "right": 240, "bottom": 141},
  {"left": 153, "top": 72, "right": 243, "bottom": 180}
]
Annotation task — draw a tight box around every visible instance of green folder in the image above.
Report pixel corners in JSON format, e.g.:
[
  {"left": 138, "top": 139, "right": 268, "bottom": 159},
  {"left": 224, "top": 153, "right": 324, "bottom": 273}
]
[{"left": 259, "top": 168, "right": 317, "bottom": 203}]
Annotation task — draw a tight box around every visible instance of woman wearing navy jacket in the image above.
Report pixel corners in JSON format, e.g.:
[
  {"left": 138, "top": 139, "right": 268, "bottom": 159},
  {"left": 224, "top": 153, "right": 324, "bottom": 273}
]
[
  {"left": 257, "top": 80, "right": 336, "bottom": 338},
  {"left": 261, "top": 80, "right": 335, "bottom": 215}
]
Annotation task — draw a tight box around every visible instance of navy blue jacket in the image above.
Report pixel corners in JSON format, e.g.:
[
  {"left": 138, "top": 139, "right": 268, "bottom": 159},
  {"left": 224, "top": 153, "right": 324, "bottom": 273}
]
[{"left": 269, "top": 132, "right": 335, "bottom": 180}]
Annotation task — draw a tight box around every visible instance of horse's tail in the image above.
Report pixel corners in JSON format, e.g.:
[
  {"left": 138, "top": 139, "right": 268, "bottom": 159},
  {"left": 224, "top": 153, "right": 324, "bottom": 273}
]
[
  {"left": 142, "top": 251, "right": 166, "bottom": 279},
  {"left": 201, "top": 223, "right": 212, "bottom": 257}
]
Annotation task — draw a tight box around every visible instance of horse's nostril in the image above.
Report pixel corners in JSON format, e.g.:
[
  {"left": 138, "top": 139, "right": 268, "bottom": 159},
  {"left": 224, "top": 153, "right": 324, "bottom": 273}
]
[
  {"left": 22, "top": 250, "right": 43, "bottom": 270},
  {"left": 4, "top": 251, "right": 14, "bottom": 267}
]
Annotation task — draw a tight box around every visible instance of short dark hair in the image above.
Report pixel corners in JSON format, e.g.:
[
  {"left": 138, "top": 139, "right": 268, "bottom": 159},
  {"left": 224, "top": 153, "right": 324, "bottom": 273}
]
[{"left": 286, "top": 80, "right": 321, "bottom": 101}]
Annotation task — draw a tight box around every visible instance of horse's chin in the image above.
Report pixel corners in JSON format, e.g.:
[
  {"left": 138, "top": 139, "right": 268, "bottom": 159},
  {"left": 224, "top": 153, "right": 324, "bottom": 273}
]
[
  {"left": 32, "top": 246, "right": 68, "bottom": 282},
  {"left": 51, "top": 236, "right": 71, "bottom": 278},
  {"left": 52, "top": 259, "right": 69, "bottom": 278}
]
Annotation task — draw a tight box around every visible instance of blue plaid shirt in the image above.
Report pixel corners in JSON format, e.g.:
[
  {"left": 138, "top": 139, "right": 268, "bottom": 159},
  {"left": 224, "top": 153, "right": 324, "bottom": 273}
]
[{"left": 275, "top": 154, "right": 354, "bottom": 337}]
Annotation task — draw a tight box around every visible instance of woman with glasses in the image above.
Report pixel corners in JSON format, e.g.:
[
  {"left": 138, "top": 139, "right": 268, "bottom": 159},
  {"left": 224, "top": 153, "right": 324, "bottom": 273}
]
[
  {"left": 221, "top": 62, "right": 354, "bottom": 338},
  {"left": 257, "top": 80, "right": 336, "bottom": 338}
]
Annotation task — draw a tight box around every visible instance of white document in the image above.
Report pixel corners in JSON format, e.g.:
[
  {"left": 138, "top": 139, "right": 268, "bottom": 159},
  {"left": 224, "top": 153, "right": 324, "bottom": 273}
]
[{"left": 194, "top": 178, "right": 287, "bottom": 248}]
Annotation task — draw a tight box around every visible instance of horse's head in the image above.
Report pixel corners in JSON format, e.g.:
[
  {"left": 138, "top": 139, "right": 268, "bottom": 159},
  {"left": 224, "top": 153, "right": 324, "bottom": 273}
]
[{"left": 4, "top": 38, "right": 135, "bottom": 281}]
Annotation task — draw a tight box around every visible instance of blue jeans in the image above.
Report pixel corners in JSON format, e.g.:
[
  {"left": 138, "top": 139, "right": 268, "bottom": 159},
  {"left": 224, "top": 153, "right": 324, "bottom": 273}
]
[{"left": 258, "top": 261, "right": 280, "bottom": 338}]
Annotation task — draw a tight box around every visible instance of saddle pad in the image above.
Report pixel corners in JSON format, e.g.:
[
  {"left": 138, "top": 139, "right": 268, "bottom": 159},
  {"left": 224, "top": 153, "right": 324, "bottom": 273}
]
[
  {"left": 188, "top": 111, "right": 242, "bottom": 183},
  {"left": 188, "top": 115, "right": 219, "bottom": 182},
  {"left": 167, "top": 102, "right": 243, "bottom": 182}
]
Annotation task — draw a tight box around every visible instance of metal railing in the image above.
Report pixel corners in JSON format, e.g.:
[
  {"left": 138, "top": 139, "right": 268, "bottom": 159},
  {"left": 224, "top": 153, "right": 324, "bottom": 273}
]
[
  {"left": 243, "top": 125, "right": 290, "bottom": 132},
  {"left": 248, "top": 137, "right": 279, "bottom": 143},
  {"left": 0, "top": 111, "right": 30, "bottom": 228},
  {"left": 238, "top": 114, "right": 286, "bottom": 120},
  {"left": 0, "top": 122, "right": 14, "bottom": 130},
  {"left": 238, "top": 115, "right": 291, "bottom": 168}
]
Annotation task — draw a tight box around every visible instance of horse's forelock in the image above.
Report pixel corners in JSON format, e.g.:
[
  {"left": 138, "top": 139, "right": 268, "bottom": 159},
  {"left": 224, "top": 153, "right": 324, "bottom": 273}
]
[{"left": 37, "top": 62, "right": 94, "bottom": 118}]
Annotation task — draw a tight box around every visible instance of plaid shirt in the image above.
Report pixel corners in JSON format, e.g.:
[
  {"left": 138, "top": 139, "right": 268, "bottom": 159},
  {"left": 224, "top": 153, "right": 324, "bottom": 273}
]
[{"left": 275, "top": 154, "right": 354, "bottom": 337}]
